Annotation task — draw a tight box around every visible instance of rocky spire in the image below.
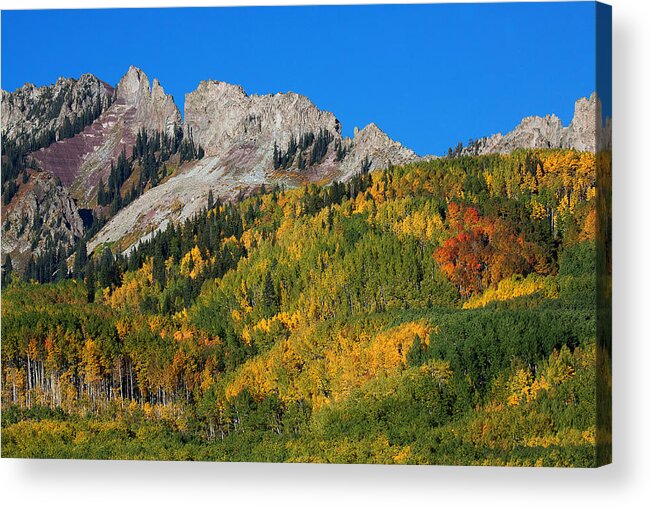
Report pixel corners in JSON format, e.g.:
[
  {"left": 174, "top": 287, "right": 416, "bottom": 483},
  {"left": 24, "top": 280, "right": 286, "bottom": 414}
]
[
  {"left": 115, "top": 65, "right": 181, "bottom": 134},
  {"left": 563, "top": 92, "right": 611, "bottom": 152}
]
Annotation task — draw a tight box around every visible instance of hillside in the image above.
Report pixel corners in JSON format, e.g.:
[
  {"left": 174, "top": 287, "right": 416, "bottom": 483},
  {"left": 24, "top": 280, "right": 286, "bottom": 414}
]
[{"left": 1, "top": 148, "right": 608, "bottom": 465}]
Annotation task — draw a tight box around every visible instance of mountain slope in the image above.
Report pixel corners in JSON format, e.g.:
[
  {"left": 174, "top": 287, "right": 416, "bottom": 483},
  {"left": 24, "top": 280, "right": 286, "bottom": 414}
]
[
  {"left": 1, "top": 171, "right": 84, "bottom": 272},
  {"left": 2, "top": 147, "right": 601, "bottom": 466},
  {"left": 1, "top": 74, "right": 113, "bottom": 150},
  {"left": 89, "top": 79, "right": 419, "bottom": 253},
  {"left": 31, "top": 66, "right": 182, "bottom": 206}
]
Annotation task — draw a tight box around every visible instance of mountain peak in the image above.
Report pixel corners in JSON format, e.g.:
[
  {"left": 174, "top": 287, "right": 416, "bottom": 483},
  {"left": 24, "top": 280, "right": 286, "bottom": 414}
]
[
  {"left": 338, "top": 122, "right": 417, "bottom": 181},
  {"left": 565, "top": 92, "right": 609, "bottom": 152},
  {"left": 184, "top": 79, "right": 339, "bottom": 157},
  {"left": 190, "top": 80, "right": 248, "bottom": 100},
  {"left": 115, "top": 66, "right": 151, "bottom": 105},
  {"left": 460, "top": 92, "right": 610, "bottom": 156},
  {"left": 355, "top": 122, "right": 383, "bottom": 137},
  {"left": 113, "top": 66, "right": 181, "bottom": 134}
]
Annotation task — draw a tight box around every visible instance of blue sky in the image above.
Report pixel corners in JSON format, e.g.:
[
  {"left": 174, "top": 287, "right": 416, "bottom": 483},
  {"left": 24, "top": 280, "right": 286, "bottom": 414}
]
[{"left": 1, "top": 3, "right": 605, "bottom": 156}]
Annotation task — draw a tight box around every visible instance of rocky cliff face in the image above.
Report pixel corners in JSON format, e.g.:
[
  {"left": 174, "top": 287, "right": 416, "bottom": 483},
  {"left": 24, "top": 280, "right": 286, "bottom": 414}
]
[
  {"left": 29, "top": 66, "right": 182, "bottom": 205},
  {"left": 184, "top": 79, "right": 418, "bottom": 181},
  {"left": 87, "top": 80, "right": 420, "bottom": 253},
  {"left": 114, "top": 66, "right": 181, "bottom": 135},
  {"left": 462, "top": 93, "right": 611, "bottom": 156},
  {"left": 562, "top": 93, "right": 612, "bottom": 152},
  {"left": 1, "top": 74, "right": 114, "bottom": 148},
  {"left": 1, "top": 171, "right": 84, "bottom": 271},
  {"left": 185, "top": 80, "right": 341, "bottom": 157}
]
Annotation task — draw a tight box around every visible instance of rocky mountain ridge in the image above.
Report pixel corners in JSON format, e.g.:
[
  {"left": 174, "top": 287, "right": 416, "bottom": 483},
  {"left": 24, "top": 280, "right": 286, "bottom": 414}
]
[
  {"left": 2, "top": 66, "right": 608, "bottom": 269},
  {"left": 2, "top": 67, "right": 184, "bottom": 269},
  {"left": 30, "top": 66, "right": 183, "bottom": 206},
  {"left": 184, "top": 78, "right": 418, "bottom": 179},
  {"left": 84, "top": 71, "right": 420, "bottom": 253},
  {"left": 1, "top": 74, "right": 114, "bottom": 150},
  {"left": 460, "top": 92, "right": 611, "bottom": 156}
]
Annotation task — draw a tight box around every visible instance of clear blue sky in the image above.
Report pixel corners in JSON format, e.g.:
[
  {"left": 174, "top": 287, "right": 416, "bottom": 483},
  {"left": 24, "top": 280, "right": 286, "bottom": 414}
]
[{"left": 1, "top": 3, "right": 606, "bottom": 156}]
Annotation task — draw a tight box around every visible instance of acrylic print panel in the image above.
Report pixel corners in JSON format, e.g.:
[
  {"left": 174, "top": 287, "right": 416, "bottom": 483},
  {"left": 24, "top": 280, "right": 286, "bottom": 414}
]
[{"left": 0, "top": 2, "right": 611, "bottom": 467}]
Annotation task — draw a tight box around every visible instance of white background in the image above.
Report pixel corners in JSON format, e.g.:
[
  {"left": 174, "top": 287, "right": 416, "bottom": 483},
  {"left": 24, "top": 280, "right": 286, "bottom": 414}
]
[{"left": 0, "top": 0, "right": 649, "bottom": 505}]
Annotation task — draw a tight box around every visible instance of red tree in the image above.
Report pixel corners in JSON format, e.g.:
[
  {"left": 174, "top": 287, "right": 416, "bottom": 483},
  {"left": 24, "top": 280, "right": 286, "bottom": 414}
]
[{"left": 434, "top": 205, "right": 544, "bottom": 297}]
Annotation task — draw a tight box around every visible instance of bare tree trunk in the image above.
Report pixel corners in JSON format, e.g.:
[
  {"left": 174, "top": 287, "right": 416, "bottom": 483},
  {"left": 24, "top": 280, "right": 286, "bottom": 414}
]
[
  {"left": 129, "top": 364, "right": 134, "bottom": 401},
  {"left": 118, "top": 361, "right": 124, "bottom": 407},
  {"left": 26, "top": 356, "right": 32, "bottom": 408}
]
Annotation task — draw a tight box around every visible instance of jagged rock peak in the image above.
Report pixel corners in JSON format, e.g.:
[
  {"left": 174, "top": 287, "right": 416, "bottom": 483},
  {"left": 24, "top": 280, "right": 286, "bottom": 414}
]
[
  {"left": 1, "top": 73, "right": 114, "bottom": 146},
  {"left": 338, "top": 122, "right": 418, "bottom": 180},
  {"left": 115, "top": 66, "right": 175, "bottom": 107},
  {"left": 114, "top": 66, "right": 181, "bottom": 134},
  {"left": 353, "top": 122, "right": 403, "bottom": 143},
  {"left": 353, "top": 122, "right": 413, "bottom": 154},
  {"left": 184, "top": 79, "right": 341, "bottom": 157},
  {"left": 564, "top": 92, "right": 610, "bottom": 152},
  {"left": 460, "top": 92, "right": 610, "bottom": 156},
  {"left": 115, "top": 65, "right": 151, "bottom": 104},
  {"left": 151, "top": 78, "right": 167, "bottom": 99},
  {"left": 355, "top": 122, "right": 381, "bottom": 136},
  {"left": 353, "top": 122, "right": 405, "bottom": 151}
]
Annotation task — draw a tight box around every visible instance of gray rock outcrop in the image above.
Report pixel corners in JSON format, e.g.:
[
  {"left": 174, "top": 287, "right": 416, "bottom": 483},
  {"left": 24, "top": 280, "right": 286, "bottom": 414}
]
[
  {"left": 1, "top": 74, "right": 114, "bottom": 147},
  {"left": 461, "top": 92, "right": 611, "bottom": 156},
  {"left": 339, "top": 123, "right": 419, "bottom": 180},
  {"left": 1, "top": 171, "right": 84, "bottom": 272},
  {"left": 562, "top": 93, "right": 612, "bottom": 152},
  {"left": 114, "top": 66, "right": 181, "bottom": 134},
  {"left": 185, "top": 80, "right": 341, "bottom": 157}
]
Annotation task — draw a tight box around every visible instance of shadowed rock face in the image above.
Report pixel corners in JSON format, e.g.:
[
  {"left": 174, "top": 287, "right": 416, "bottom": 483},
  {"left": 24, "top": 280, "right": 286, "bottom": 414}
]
[
  {"left": 461, "top": 93, "right": 611, "bottom": 156},
  {"left": 30, "top": 66, "right": 182, "bottom": 205},
  {"left": 1, "top": 171, "right": 84, "bottom": 272}
]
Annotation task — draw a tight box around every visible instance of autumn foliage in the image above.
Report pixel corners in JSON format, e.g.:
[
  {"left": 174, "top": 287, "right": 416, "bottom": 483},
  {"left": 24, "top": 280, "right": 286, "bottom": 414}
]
[
  {"left": 1, "top": 148, "right": 603, "bottom": 466},
  {"left": 434, "top": 203, "right": 547, "bottom": 297}
]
